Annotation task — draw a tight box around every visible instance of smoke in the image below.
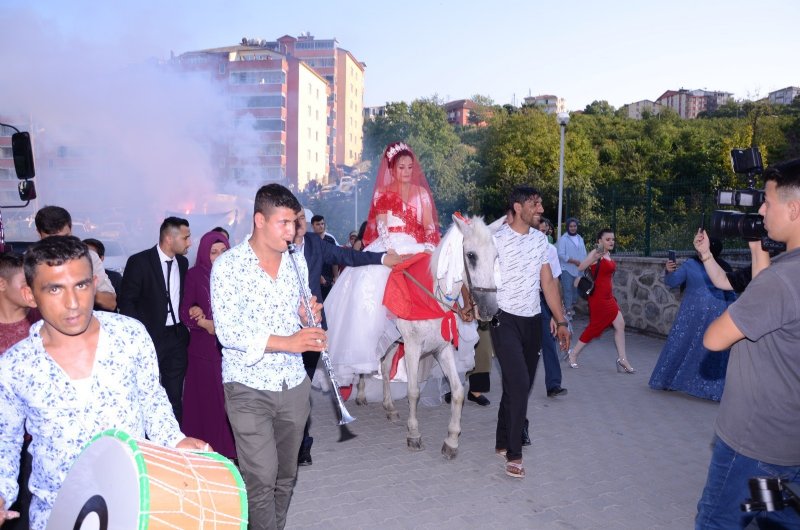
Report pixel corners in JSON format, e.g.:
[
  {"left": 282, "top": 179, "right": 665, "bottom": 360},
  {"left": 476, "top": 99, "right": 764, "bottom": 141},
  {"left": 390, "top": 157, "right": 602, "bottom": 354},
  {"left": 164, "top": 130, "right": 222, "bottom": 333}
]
[{"left": 0, "top": 4, "right": 258, "bottom": 263}]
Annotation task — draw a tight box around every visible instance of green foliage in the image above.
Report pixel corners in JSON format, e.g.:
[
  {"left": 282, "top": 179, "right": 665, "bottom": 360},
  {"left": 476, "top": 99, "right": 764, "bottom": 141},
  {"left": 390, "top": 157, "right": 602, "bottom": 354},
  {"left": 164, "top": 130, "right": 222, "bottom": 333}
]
[{"left": 361, "top": 96, "right": 800, "bottom": 253}]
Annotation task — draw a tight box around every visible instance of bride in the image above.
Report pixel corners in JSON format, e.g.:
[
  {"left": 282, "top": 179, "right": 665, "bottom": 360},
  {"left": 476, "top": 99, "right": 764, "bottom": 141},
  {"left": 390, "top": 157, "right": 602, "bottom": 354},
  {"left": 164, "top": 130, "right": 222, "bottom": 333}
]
[{"left": 324, "top": 142, "right": 441, "bottom": 387}]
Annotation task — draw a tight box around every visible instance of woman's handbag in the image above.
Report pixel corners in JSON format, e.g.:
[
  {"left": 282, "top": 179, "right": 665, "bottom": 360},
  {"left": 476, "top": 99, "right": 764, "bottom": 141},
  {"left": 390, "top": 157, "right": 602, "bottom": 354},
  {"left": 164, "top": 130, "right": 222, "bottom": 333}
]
[{"left": 574, "top": 259, "right": 601, "bottom": 300}]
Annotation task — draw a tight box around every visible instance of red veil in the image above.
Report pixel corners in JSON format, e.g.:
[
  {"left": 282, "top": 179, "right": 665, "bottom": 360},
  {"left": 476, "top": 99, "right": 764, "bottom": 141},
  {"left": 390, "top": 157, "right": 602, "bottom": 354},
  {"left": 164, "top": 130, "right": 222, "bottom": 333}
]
[{"left": 361, "top": 142, "right": 440, "bottom": 248}]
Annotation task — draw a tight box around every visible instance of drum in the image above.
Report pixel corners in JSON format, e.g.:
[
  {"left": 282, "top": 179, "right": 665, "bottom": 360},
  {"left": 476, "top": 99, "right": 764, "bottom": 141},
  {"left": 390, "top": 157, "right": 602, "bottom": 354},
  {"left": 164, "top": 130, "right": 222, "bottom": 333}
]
[{"left": 46, "top": 429, "right": 247, "bottom": 529}]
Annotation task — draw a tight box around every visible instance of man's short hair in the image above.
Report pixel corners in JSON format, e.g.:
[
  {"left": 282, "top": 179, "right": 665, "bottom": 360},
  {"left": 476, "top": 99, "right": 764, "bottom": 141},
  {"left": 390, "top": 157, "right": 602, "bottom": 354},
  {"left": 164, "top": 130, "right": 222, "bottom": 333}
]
[
  {"left": 34, "top": 206, "right": 72, "bottom": 235},
  {"left": 310, "top": 215, "right": 324, "bottom": 224},
  {"left": 23, "top": 236, "right": 92, "bottom": 286},
  {"left": 159, "top": 217, "right": 190, "bottom": 242},
  {"left": 253, "top": 183, "right": 301, "bottom": 218},
  {"left": 82, "top": 238, "right": 105, "bottom": 258},
  {"left": 507, "top": 185, "right": 541, "bottom": 212},
  {"left": 763, "top": 158, "right": 800, "bottom": 198},
  {"left": 0, "top": 252, "right": 24, "bottom": 281}
]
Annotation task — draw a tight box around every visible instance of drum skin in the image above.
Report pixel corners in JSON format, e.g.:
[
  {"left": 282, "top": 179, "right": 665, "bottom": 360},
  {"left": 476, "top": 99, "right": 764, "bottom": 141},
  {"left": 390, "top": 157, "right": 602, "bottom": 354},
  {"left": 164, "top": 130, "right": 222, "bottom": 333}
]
[{"left": 46, "top": 429, "right": 247, "bottom": 529}]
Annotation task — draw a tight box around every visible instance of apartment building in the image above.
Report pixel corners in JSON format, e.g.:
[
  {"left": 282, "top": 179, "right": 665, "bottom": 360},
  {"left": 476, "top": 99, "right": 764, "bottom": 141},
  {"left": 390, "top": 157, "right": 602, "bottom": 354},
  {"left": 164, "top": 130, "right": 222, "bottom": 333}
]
[
  {"left": 622, "top": 99, "right": 663, "bottom": 119},
  {"left": 768, "top": 86, "right": 800, "bottom": 105},
  {"left": 656, "top": 89, "right": 733, "bottom": 119},
  {"left": 173, "top": 42, "right": 330, "bottom": 190},
  {"left": 266, "top": 34, "right": 366, "bottom": 170},
  {"left": 523, "top": 94, "right": 566, "bottom": 114}
]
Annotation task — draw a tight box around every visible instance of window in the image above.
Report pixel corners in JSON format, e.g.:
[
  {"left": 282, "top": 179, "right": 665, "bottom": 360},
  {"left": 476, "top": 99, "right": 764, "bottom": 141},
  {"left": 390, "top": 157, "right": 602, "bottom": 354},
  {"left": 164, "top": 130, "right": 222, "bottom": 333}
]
[
  {"left": 251, "top": 119, "right": 285, "bottom": 131},
  {"left": 308, "top": 105, "right": 312, "bottom": 117},
  {"left": 229, "top": 70, "right": 285, "bottom": 85},
  {"left": 218, "top": 63, "right": 226, "bottom": 75},
  {"left": 315, "top": 152, "right": 318, "bottom": 162},
  {"left": 231, "top": 95, "right": 285, "bottom": 108},
  {"left": 0, "top": 147, "right": 12, "bottom": 159},
  {"left": 307, "top": 150, "right": 311, "bottom": 160},
  {"left": 307, "top": 128, "right": 311, "bottom": 139},
  {"left": 0, "top": 167, "right": 13, "bottom": 180},
  {"left": 0, "top": 125, "right": 17, "bottom": 137}
]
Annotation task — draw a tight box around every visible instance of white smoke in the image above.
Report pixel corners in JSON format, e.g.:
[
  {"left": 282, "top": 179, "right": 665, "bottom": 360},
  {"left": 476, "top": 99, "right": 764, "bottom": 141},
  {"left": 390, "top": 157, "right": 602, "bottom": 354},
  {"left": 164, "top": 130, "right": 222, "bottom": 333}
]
[{"left": 0, "top": 4, "right": 259, "bottom": 262}]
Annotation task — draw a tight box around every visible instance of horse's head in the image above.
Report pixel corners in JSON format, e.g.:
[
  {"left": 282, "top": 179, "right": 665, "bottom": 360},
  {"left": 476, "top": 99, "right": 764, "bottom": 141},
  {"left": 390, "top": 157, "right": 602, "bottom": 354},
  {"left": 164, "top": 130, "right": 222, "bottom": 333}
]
[{"left": 452, "top": 214, "right": 500, "bottom": 322}]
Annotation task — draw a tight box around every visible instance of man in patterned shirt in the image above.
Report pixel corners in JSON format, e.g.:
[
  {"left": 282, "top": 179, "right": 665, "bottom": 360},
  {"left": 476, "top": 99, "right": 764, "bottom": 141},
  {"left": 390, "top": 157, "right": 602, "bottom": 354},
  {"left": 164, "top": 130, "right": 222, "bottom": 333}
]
[
  {"left": 211, "top": 183, "right": 326, "bottom": 530},
  {"left": 490, "top": 186, "right": 570, "bottom": 479},
  {"left": 0, "top": 236, "right": 207, "bottom": 529}
]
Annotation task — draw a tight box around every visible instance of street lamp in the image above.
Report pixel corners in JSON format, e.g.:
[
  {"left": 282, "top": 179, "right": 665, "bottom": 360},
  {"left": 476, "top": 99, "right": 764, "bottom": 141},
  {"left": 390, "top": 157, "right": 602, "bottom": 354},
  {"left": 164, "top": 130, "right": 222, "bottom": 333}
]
[{"left": 556, "top": 111, "right": 570, "bottom": 241}]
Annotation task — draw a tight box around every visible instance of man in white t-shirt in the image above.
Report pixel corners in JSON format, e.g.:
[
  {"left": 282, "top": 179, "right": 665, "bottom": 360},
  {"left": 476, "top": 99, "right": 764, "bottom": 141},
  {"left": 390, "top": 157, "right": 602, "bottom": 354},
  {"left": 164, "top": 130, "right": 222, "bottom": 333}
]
[{"left": 490, "top": 186, "right": 570, "bottom": 479}]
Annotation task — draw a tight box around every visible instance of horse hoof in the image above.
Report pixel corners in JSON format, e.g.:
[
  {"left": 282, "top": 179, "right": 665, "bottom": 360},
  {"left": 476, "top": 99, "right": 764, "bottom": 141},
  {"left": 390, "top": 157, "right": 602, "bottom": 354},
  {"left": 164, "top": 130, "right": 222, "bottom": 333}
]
[
  {"left": 386, "top": 411, "right": 400, "bottom": 422},
  {"left": 407, "top": 437, "right": 424, "bottom": 451},
  {"left": 355, "top": 397, "right": 367, "bottom": 406},
  {"left": 441, "top": 443, "right": 458, "bottom": 460}
]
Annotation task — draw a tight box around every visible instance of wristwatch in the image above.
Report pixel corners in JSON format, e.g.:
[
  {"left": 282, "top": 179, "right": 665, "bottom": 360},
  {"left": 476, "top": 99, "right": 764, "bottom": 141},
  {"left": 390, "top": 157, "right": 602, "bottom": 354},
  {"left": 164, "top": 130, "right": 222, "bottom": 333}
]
[{"left": 556, "top": 321, "right": 569, "bottom": 328}]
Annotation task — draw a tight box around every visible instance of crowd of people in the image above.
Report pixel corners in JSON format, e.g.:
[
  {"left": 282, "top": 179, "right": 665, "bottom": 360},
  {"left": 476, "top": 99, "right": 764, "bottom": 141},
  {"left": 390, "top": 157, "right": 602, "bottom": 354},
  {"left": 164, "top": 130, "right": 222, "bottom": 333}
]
[{"left": 0, "top": 143, "right": 798, "bottom": 529}]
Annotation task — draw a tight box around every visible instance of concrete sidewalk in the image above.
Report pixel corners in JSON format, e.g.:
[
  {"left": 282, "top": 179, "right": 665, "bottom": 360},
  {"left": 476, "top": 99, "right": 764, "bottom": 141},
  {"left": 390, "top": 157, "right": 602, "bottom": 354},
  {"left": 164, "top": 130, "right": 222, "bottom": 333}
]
[{"left": 287, "top": 316, "right": 720, "bottom": 529}]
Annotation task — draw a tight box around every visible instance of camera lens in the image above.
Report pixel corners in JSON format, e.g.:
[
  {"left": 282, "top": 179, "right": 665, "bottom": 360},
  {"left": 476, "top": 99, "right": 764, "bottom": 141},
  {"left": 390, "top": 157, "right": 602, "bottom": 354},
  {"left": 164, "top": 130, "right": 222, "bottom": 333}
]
[{"left": 710, "top": 210, "right": 767, "bottom": 241}]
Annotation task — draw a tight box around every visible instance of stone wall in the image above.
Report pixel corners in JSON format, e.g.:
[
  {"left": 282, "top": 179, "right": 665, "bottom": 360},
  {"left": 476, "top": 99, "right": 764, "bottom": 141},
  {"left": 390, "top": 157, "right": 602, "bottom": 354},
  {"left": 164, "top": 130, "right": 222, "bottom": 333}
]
[{"left": 573, "top": 255, "right": 746, "bottom": 337}]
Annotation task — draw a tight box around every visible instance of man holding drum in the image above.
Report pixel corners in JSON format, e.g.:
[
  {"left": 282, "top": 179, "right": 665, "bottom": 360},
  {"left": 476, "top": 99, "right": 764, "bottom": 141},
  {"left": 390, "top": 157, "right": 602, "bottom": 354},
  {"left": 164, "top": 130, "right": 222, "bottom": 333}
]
[{"left": 0, "top": 236, "right": 208, "bottom": 529}]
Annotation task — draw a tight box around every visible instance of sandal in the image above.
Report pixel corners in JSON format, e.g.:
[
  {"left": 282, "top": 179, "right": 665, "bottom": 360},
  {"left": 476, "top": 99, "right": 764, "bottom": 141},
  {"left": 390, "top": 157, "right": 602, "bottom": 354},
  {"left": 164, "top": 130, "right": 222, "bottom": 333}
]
[
  {"left": 495, "top": 449, "right": 507, "bottom": 459},
  {"left": 505, "top": 461, "right": 525, "bottom": 478}
]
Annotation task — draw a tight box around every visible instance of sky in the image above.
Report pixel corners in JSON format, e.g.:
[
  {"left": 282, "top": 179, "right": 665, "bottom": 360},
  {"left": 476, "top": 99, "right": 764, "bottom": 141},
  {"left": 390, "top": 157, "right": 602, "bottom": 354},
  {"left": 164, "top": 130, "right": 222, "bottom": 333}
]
[{"left": 4, "top": 0, "right": 797, "bottom": 111}]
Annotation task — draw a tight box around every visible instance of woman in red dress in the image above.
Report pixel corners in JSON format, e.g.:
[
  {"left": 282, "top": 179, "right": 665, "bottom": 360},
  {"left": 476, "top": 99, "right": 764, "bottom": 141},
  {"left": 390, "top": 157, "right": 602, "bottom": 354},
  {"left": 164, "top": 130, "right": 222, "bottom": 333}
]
[{"left": 566, "top": 228, "right": 636, "bottom": 373}]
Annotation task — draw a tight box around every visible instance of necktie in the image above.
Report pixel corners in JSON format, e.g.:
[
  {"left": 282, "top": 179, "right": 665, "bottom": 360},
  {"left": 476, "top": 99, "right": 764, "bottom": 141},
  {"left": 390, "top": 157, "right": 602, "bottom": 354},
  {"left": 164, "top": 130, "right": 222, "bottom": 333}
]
[{"left": 165, "top": 259, "right": 177, "bottom": 326}]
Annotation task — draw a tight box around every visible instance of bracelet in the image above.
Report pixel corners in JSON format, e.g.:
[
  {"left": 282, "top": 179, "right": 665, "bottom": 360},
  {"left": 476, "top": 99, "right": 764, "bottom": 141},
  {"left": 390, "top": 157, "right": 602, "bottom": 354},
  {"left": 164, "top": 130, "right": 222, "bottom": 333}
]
[
  {"left": 700, "top": 254, "right": 712, "bottom": 263},
  {"left": 556, "top": 321, "right": 569, "bottom": 328}
]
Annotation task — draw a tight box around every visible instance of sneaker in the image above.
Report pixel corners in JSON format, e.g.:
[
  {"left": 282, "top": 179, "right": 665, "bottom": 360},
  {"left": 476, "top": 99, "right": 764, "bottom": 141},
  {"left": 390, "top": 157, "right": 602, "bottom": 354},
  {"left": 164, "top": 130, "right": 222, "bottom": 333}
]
[{"left": 547, "top": 387, "right": 568, "bottom": 398}]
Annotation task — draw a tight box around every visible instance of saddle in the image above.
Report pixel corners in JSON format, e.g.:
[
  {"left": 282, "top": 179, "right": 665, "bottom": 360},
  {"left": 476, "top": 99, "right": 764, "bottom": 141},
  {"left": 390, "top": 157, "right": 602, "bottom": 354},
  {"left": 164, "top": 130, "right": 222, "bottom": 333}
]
[{"left": 383, "top": 252, "right": 459, "bottom": 348}]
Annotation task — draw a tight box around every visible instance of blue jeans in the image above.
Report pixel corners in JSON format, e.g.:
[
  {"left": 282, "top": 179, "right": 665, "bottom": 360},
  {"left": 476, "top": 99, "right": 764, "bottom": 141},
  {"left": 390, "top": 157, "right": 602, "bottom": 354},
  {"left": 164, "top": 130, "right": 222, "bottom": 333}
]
[
  {"left": 539, "top": 293, "right": 562, "bottom": 392},
  {"left": 696, "top": 436, "right": 800, "bottom": 529},
  {"left": 560, "top": 271, "right": 577, "bottom": 312}
]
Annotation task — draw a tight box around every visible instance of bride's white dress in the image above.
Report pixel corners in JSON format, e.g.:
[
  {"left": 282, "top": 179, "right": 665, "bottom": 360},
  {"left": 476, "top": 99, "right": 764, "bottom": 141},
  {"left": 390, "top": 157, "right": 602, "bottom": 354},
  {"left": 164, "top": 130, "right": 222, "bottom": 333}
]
[{"left": 319, "top": 214, "right": 478, "bottom": 404}]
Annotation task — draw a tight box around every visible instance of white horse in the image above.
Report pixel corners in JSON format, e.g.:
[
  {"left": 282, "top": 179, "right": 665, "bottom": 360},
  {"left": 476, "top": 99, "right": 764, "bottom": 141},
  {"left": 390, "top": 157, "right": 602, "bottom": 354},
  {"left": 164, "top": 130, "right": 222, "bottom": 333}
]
[{"left": 356, "top": 214, "right": 500, "bottom": 459}]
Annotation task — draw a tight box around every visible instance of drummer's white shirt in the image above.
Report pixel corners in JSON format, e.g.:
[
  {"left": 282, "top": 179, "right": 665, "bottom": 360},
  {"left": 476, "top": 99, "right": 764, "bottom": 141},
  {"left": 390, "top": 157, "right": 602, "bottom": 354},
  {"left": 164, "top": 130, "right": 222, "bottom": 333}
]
[{"left": 0, "top": 312, "right": 185, "bottom": 530}]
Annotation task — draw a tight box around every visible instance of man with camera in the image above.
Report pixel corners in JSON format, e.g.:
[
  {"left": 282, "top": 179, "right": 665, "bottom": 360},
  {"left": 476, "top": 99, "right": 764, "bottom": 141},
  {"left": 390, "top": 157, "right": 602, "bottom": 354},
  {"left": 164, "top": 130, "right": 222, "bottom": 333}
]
[{"left": 695, "top": 158, "right": 800, "bottom": 529}]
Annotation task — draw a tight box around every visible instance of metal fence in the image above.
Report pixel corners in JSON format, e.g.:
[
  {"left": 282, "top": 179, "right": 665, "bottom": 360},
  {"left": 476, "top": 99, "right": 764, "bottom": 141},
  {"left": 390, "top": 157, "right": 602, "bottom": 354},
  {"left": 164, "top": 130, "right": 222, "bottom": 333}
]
[{"left": 558, "top": 180, "right": 751, "bottom": 257}]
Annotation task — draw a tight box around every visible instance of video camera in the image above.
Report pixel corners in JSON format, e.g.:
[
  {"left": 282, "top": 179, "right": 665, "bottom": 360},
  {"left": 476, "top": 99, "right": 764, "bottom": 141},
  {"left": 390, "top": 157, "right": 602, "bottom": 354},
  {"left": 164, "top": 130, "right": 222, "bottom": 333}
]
[
  {"left": 742, "top": 477, "right": 800, "bottom": 516},
  {"left": 710, "top": 148, "right": 786, "bottom": 253}
]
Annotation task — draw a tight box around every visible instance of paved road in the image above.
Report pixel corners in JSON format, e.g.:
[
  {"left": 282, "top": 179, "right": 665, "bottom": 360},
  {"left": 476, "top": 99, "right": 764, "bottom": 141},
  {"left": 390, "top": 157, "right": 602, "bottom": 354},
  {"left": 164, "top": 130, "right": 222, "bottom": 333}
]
[{"left": 288, "top": 316, "right": 720, "bottom": 529}]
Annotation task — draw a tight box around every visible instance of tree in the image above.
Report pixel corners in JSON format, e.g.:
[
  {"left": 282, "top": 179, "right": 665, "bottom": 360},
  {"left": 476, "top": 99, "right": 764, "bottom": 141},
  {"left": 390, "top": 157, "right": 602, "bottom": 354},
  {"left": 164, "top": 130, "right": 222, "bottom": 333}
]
[{"left": 583, "top": 100, "right": 616, "bottom": 116}]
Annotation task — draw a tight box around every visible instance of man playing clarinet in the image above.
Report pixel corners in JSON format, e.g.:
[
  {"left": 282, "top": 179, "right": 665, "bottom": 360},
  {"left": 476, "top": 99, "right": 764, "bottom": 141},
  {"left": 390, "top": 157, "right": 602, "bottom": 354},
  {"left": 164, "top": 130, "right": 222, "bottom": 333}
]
[{"left": 210, "top": 183, "right": 325, "bottom": 530}]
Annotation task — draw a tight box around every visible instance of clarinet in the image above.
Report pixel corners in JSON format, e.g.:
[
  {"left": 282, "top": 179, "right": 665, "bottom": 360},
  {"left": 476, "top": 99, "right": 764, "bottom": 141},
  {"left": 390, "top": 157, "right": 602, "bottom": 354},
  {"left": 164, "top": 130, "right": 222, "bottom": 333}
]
[{"left": 286, "top": 243, "right": 355, "bottom": 425}]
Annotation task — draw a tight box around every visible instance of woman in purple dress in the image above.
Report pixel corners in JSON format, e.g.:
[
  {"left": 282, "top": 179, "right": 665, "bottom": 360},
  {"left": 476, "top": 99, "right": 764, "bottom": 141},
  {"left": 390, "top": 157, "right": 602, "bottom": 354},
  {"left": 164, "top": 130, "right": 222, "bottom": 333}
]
[{"left": 179, "top": 230, "right": 236, "bottom": 458}]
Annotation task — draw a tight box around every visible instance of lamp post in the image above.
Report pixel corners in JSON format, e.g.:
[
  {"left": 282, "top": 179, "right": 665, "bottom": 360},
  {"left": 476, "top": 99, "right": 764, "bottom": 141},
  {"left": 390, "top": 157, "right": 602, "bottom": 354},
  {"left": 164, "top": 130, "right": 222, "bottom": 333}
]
[{"left": 556, "top": 111, "right": 570, "bottom": 241}]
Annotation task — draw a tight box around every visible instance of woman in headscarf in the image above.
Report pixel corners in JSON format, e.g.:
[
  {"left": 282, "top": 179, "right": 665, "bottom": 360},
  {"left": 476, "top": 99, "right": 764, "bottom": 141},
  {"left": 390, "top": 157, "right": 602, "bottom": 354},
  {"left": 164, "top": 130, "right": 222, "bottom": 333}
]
[
  {"left": 179, "top": 230, "right": 235, "bottom": 459},
  {"left": 649, "top": 238, "right": 736, "bottom": 401}
]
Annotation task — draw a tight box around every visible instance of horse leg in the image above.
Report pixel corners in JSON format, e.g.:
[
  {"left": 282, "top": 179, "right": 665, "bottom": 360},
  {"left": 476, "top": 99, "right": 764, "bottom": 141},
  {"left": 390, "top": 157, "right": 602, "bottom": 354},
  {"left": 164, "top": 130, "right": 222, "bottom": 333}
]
[
  {"left": 437, "top": 344, "right": 463, "bottom": 459},
  {"left": 381, "top": 345, "right": 400, "bottom": 422},
  {"left": 404, "top": 341, "right": 423, "bottom": 451},
  {"left": 355, "top": 374, "right": 367, "bottom": 406}
]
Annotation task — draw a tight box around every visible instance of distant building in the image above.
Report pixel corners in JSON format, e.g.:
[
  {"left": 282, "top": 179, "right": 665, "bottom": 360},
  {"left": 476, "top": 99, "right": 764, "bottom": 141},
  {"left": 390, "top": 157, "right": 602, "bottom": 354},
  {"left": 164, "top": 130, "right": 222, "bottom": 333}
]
[
  {"left": 768, "top": 86, "right": 800, "bottom": 105},
  {"left": 656, "top": 88, "right": 733, "bottom": 119},
  {"left": 622, "top": 99, "right": 663, "bottom": 119},
  {"left": 173, "top": 34, "right": 366, "bottom": 190},
  {"left": 269, "top": 34, "right": 365, "bottom": 169},
  {"left": 522, "top": 94, "right": 566, "bottom": 114},
  {"left": 364, "top": 105, "right": 385, "bottom": 121},
  {"left": 443, "top": 99, "right": 477, "bottom": 126}
]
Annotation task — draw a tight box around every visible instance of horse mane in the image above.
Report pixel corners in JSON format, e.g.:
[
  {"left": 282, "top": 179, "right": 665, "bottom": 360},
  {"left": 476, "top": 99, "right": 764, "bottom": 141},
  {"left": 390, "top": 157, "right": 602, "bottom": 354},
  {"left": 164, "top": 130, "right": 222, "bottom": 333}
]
[{"left": 429, "top": 215, "right": 490, "bottom": 282}]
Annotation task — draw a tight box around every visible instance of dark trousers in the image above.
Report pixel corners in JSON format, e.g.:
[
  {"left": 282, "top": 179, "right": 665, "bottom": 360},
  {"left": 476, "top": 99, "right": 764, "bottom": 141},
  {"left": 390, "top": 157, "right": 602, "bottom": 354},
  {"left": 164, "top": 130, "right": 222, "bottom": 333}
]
[
  {"left": 300, "top": 351, "right": 320, "bottom": 440},
  {"left": 154, "top": 324, "right": 189, "bottom": 423},
  {"left": 490, "top": 310, "right": 542, "bottom": 461},
  {"left": 225, "top": 379, "right": 310, "bottom": 530},
  {"left": 540, "top": 293, "right": 563, "bottom": 392},
  {"left": 5, "top": 436, "right": 31, "bottom": 530}
]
